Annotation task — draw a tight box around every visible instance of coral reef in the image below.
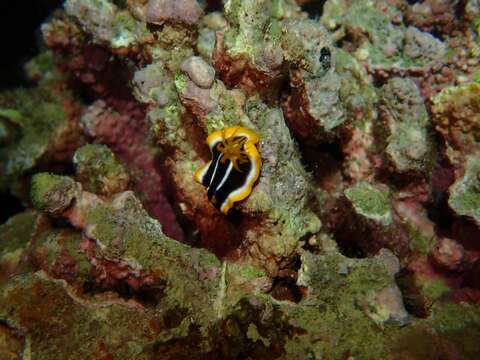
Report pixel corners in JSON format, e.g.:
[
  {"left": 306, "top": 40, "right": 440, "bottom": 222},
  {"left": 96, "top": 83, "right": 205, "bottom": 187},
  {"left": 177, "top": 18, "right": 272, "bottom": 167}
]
[
  {"left": 322, "top": 0, "right": 446, "bottom": 74},
  {"left": 378, "top": 77, "right": 433, "bottom": 177},
  {"left": 448, "top": 154, "right": 480, "bottom": 226},
  {"left": 73, "top": 143, "right": 129, "bottom": 196},
  {"left": 0, "top": 55, "right": 84, "bottom": 199},
  {"left": 1, "top": 0, "right": 480, "bottom": 358},
  {"left": 432, "top": 83, "right": 480, "bottom": 166}
]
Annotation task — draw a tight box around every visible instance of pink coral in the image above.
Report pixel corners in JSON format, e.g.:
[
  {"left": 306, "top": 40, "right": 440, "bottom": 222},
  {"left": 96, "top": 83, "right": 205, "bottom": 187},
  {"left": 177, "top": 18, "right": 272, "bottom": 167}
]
[
  {"left": 81, "top": 101, "right": 184, "bottom": 241},
  {"left": 431, "top": 237, "right": 465, "bottom": 271}
]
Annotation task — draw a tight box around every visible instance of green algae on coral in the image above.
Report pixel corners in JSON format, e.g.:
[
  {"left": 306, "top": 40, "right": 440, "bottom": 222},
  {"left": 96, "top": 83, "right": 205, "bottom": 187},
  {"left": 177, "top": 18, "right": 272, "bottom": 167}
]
[
  {"left": 1, "top": 0, "right": 479, "bottom": 358},
  {"left": 2, "top": 166, "right": 476, "bottom": 359},
  {"left": 0, "top": 210, "right": 40, "bottom": 255},
  {"left": 286, "top": 245, "right": 406, "bottom": 358},
  {"left": 292, "top": 69, "right": 345, "bottom": 137},
  {"left": 386, "top": 121, "right": 431, "bottom": 172},
  {"left": 432, "top": 83, "right": 480, "bottom": 165},
  {"left": 431, "top": 301, "right": 480, "bottom": 334},
  {"left": 197, "top": 12, "right": 227, "bottom": 59},
  {"left": 322, "top": 0, "right": 445, "bottom": 70},
  {"left": 407, "top": 225, "right": 436, "bottom": 256},
  {"left": 144, "top": 58, "right": 323, "bottom": 274},
  {"left": 0, "top": 273, "right": 160, "bottom": 359},
  {"left": 421, "top": 301, "right": 480, "bottom": 358},
  {"left": 421, "top": 279, "right": 450, "bottom": 301},
  {"left": 380, "top": 77, "right": 434, "bottom": 175},
  {"left": 173, "top": 72, "right": 189, "bottom": 94},
  {"left": 0, "top": 210, "right": 42, "bottom": 280},
  {"left": 30, "top": 173, "right": 79, "bottom": 215},
  {"left": 219, "top": 0, "right": 287, "bottom": 86},
  {"left": 65, "top": 0, "right": 151, "bottom": 49},
  {"left": 0, "top": 84, "right": 73, "bottom": 191},
  {"left": 281, "top": 19, "right": 333, "bottom": 76},
  {"left": 133, "top": 62, "right": 177, "bottom": 106},
  {"left": 30, "top": 228, "right": 91, "bottom": 283},
  {"left": 27, "top": 176, "right": 227, "bottom": 328},
  {"left": 73, "top": 144, "right": 129, "bottom": 196},
  {"left": 335, "top": 48, "right": 378, "bottom": 119},
  {"left": 281, "top": 19, "right": 351, "bottom": 143},
  {"left": 223, "top": 0, "right": 273, "bottom": 57},
  {"left": 239, "top": 100, "right": 322, "bottom": 272},
  {"left": 448, "top": 154, "right": 480, "bottom": 225},
  {"left": 345, "top": 181, "right": 393, "bottom": 226},
  {"left": 24, "top": 51, "right": 55, "bottom": 82},
  {"left": 111, "top": 10, "right": 149, "bottom": 48}
]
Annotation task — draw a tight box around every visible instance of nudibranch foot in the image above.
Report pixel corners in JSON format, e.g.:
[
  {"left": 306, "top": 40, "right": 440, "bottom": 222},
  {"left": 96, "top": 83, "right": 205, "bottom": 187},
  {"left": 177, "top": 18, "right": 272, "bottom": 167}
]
[{"left": 194, "top": 126, "right": 262, "bottom": 214}]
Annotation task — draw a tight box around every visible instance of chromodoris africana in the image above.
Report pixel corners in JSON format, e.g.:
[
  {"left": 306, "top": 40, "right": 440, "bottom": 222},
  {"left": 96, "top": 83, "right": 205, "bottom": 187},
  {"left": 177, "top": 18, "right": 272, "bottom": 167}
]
[{"left": 194, "top": 126, "right": 262, "bottom": 214}]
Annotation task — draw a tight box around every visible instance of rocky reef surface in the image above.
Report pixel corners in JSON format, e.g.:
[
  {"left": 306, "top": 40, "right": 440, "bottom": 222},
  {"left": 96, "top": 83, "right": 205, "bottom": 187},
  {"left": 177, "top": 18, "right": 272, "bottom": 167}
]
[{"left": 1, "top": 0, "right": 480, "bottom": 358}]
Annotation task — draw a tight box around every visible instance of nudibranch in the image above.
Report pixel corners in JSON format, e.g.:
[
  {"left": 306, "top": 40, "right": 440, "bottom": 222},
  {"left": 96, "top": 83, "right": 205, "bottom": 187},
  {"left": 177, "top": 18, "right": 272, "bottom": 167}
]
[{"left": 194, "top": 126, "right": 262, "bottom": 214}]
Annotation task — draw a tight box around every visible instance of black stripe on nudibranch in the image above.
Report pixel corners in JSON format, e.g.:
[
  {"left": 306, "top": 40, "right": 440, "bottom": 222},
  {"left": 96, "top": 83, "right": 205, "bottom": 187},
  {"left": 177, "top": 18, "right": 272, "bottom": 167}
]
[{"left": 194, "top": 127, "right": 261, "bottom": 214}]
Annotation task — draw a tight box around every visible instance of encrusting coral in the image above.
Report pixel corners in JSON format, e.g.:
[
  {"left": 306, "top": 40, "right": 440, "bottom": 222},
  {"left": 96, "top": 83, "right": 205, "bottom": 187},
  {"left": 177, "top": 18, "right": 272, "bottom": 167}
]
[{"left": 1, "top": 0, "right": 480, "bottom": 358}]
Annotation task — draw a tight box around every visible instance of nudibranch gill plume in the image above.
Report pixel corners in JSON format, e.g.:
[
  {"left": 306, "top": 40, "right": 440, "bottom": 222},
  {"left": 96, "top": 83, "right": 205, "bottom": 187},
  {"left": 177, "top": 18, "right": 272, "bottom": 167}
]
[{"left": 194, "top": 127, "right": 262, "bottom": 214}]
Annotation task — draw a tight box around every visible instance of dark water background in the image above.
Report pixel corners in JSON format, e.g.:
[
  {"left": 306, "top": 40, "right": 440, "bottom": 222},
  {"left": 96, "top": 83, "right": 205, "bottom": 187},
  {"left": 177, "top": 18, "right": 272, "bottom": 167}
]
[{"left": 0, "top": 0, "right": 63, "bottom": 90}]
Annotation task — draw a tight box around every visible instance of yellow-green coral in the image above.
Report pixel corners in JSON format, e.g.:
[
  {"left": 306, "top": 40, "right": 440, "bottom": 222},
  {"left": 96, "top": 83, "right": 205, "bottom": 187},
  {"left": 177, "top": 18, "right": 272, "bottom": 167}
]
[
  {"left": 30, "top": 173, "right": 79, "bottom": 215},
  {"left": 345, "top": 181, "right": 393, "bottom": 226},
  {"left": 448, "top": 154, "right": 480, "bottom": 224},
  {"left": 74, "top": 144, "right": 129, "bottom": 195}
]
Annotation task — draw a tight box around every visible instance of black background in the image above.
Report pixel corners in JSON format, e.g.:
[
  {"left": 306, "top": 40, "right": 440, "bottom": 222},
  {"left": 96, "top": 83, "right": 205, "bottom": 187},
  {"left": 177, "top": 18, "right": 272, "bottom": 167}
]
[{"left": 0, "top": 0, "right": 63, "bottom": 90}]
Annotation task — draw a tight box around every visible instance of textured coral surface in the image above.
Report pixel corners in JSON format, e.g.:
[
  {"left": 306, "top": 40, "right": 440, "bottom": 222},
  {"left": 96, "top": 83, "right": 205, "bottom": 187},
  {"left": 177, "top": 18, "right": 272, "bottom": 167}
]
[{"left": 1, "top": 0, "right": 480, "bottom": 358}]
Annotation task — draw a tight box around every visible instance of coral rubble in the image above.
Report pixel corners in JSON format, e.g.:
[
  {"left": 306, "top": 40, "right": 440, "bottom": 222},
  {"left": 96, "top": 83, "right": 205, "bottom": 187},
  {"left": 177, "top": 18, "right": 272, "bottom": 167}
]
[{"left": 1, "top": 0, "right": 480, "bottom": 358}]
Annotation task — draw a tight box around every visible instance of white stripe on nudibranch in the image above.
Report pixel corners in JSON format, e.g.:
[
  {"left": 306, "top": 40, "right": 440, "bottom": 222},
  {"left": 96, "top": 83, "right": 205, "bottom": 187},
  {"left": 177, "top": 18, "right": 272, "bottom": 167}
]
[
  {"left": 196, "top": 160, "right": 211, "bottom": 183},
  {"left": 216, "top": 161, "right": 233, "bottom": 192},
  {"left": 220, "top": 153, "right": 259, "bottom": 214},
  {"left": 207, "top": 153, "right": 223, "bottom": 189}
]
